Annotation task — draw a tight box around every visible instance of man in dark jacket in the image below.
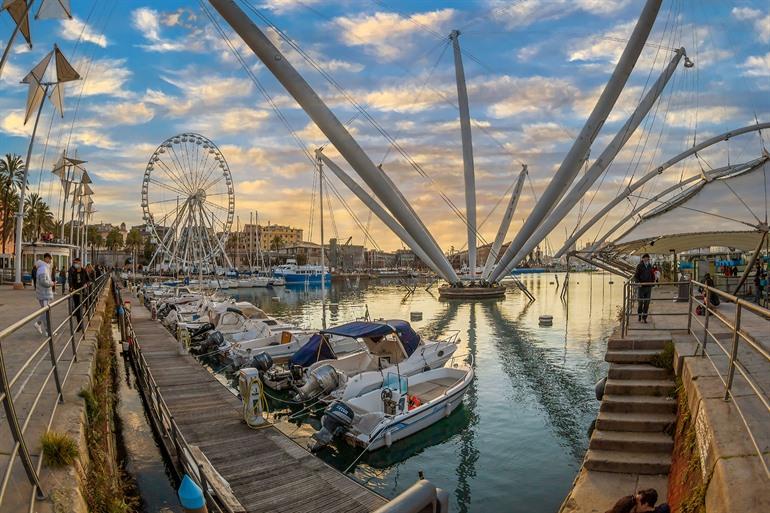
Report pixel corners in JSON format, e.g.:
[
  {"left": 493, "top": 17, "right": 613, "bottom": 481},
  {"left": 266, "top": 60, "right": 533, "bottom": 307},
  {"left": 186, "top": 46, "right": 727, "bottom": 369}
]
[
  {"left": 634, "top": 253, "right": 655, "bottom": 323},
  {"left": 68, "top": 257, "right": 90, "bottom": 331}
]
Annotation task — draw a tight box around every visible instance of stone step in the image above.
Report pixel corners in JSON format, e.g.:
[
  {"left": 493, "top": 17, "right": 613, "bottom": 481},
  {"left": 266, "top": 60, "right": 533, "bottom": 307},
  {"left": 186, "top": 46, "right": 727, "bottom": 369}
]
[
  {"left": 589, "top": 430, "right": 674, "bottom": 453},
  {"left": 596, "top": 411, "right": 676, "bottom": 433},
  {"left": 608, "top": 363, "right": 670, "bottom": 381},
  {"left": 601, "top": 394, "right": 677, "bottom": 414},
  {"left": 605, "top": 349, "right": 660, "bottom": 364},
  {"left": 604, "top": 379, "right": 675, "bottom": 397},
  {"left": 584, "top": 449, "right": 671, "bottom": 475},
  {"left": 607, "top": 338, "right": 670, "bottom": 351}
]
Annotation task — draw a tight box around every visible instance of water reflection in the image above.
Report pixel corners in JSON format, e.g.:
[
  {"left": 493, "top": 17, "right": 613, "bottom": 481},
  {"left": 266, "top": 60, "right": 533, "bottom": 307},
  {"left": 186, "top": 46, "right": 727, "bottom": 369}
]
[
  {"left": 485, "top": 301, "right": 593, "bottom": 460},
  {"left": 226, "top": 274, "right": 621, "bottom": 513}
]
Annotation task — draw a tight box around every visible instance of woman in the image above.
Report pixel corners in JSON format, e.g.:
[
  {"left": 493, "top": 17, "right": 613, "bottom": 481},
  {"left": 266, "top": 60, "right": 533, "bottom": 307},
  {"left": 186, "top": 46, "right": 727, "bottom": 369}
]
[
  {"left": 703, "top": 273, "right": 720, "bottom": 307},
  {"left": 604, "top": 495, "right": 635, "bottom": 513}
]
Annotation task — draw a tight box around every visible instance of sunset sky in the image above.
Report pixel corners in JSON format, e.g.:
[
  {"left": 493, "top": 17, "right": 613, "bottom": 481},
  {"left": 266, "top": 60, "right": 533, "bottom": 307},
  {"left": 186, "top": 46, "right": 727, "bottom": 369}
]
[{"left": 1, "top": 0, "right": 769, "bottom": 254}]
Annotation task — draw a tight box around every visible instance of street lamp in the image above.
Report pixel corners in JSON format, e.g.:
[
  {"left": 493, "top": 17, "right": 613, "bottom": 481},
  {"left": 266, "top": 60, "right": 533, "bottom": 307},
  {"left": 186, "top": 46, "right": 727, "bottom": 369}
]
[{"left": 13, "top": 44, "right": 79, "bottom": 288}]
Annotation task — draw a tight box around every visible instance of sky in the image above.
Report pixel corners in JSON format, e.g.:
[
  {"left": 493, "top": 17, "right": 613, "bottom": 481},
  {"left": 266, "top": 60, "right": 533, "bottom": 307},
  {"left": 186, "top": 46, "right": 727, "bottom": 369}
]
[{"left": 1, "top": 0, "right": 769, "bottom": 255}]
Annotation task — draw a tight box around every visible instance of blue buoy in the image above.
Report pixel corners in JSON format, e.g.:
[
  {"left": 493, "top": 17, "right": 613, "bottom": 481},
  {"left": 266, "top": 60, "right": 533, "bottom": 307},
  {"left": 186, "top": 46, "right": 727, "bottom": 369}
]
[{"left": 178, "top": 474, "right": 205, "bottom": 511}]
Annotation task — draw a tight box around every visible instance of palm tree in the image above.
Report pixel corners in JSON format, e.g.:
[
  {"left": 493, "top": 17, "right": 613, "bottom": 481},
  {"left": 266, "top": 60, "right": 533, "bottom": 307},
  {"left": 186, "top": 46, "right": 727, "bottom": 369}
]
[
  {"left": 125, "top": 228, "right": 143, "bottom": 272},
  {"left": 270, "top": 235, "right": 284, "bottom": 251},
  {"left": 0, "top": 154, "right": 26, "bottom": 253},
  {"left": 23, "top": 193, "right": 54, "bottom": 242},
  {"left": 105, "top": 227, "right": 123, "bottom": 267}
]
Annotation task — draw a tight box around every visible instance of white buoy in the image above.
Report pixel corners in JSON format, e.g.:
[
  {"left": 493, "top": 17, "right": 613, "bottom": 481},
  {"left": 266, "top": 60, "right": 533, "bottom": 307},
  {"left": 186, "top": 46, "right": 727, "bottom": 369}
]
[
  {"left": 271, "top": 296, "right": 280, "bottom": 302},
  {"left": 539, "top": 315, "right": 553, "bottom": 326},
  {"left": 384, "top": 430, "right": 393, "bottom": 447},
  {"left": 410, "top": 311, "right": 423, "bottom": 321}
]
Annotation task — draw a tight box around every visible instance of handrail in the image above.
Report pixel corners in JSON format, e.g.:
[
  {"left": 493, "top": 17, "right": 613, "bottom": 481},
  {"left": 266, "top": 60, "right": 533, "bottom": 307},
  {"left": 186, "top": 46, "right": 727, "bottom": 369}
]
[
  {"left": 620, "top": 280, "right": 692, "bottom": 336},
  {"left": 116, "top": 283, "right": 227, "bottom": 513},
  {"left": 688, "top": 279, "right": 770, "bottom": 478},
  {"left": 0, "top": 273, "right": 109, "bottom": 508}
]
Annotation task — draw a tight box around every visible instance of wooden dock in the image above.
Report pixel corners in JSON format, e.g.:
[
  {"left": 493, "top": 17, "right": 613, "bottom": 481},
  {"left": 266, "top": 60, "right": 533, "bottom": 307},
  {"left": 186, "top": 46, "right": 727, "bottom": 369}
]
[{"left": 124, "top": 291, "right": 387, "bottom": 513}]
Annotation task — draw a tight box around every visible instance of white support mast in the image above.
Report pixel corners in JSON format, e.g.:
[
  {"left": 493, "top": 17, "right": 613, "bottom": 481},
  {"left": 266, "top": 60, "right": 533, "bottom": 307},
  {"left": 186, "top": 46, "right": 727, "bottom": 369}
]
[
  {"left": 317, "top": 150, "right": 444, "bottom": 278},
  {"left": 496, "top": 47, "right": 684, "bottom": 275},
  {"left": 554, "top": 122, "right": 770, "bottom": 258},
  {"left": 481, "top": 165, "right": 527, "bottom": 281},
  {"left": 207, "top": 0, "right": 459, "bottom": 284},
  {"left": 318, "top": 153, "right": 326, "bottom": 329},
  {"left": 488, "top": 0, "right": 662, "bottom": 283},
  {"left": 450, "top": 29, "right": 477, "bottom": 281}
]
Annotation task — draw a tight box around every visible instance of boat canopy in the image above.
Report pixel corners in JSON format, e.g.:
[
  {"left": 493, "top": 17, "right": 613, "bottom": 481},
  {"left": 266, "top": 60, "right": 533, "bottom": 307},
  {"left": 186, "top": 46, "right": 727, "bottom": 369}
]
[
  {"left": 322, "top": 320, "right": 421, "bottom": 357},
  {"left": 289, "top": 333, "right": 336, "bottom": 367}
]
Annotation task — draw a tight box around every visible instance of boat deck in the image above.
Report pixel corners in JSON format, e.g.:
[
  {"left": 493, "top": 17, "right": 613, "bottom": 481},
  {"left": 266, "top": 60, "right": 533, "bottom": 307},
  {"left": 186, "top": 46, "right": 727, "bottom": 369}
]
[{"left": 125, "top": 291, "right": 387, "bottom": 513}]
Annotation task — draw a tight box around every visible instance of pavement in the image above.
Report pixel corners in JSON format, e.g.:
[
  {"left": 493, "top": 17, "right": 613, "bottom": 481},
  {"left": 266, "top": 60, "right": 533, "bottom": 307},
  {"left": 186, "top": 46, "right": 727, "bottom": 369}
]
[{"left": 0, "top": 282, "right": 108, "bottom": 513}]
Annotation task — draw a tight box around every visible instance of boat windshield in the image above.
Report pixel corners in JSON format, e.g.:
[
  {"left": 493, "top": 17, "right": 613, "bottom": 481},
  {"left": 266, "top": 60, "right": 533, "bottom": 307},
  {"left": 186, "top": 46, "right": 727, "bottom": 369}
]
[{"left": 383, "top": 373, "right": 407, "bottom": 394}]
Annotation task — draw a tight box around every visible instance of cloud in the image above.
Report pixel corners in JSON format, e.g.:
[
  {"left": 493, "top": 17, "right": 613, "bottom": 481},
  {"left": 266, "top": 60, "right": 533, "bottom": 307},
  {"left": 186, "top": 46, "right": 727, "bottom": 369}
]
[
  {"left": 59, "top": 16, "right": 108, "bottom": 48},
  {"left": 487, "top": 0, "right": 629, "bottom": 29},
  {"left": 131, "top": 7, "right": 189, "bottom": 52},
  {"left": 260, "top": 0, "right": 320, "bottom": 14},
  {"left": 740, "top": 52, "right": 770, "bottom": 77},
  {"left": 68, "top": 58, "right": 133, "bottom": 98},
  {"left": 91, "top": 101, "right": 155, "bottom": 126},
  {"left": 485, "top": 76, "right": 578, "bottom": 117},
  {"left": 732, "top": 7, "right": 770, "bottom": 44},
  {"left": 331, "top": 9, "right": 455, "bottom": 61},
  {"left": 189, "top": 108, "right": 270, "bottom": 134}
]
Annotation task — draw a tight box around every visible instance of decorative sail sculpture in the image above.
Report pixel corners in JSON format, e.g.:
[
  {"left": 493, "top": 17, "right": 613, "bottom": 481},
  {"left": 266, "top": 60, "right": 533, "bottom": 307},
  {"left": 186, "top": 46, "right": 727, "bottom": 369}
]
[
  {"left": 13, "top": 44, "right": 80, "bottom": 287},
  {"left": 0, "top": 0, "right": 73, "bottom": 78}
]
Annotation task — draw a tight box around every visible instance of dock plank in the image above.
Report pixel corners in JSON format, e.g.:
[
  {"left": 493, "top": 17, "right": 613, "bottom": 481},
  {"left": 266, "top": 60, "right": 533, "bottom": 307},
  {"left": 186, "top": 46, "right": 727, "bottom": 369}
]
[{"left": 125, "top": 292, "right": 386, "bottom": 512}]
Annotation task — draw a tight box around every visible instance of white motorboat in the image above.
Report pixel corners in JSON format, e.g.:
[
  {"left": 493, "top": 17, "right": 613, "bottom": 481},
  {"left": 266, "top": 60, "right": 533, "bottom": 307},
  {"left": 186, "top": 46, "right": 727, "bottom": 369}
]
[
  {"left": 268, "top": 320, "right": 458, "bottom": 399},
  {"left": 311, "top": 356, "right": 473, "bottom": 452}
]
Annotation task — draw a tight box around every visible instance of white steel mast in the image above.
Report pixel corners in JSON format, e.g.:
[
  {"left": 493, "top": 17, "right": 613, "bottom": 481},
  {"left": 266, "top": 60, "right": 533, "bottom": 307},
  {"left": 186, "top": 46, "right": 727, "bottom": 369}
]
[
  {"left": 488, "top": 0, "right": 663, "bottom": 283},
  {"left": 207, "top": 0, "right": 459, "bottom": 284},
  {"left": 450, "top": 29, "right": 477, "bottom": 281}
]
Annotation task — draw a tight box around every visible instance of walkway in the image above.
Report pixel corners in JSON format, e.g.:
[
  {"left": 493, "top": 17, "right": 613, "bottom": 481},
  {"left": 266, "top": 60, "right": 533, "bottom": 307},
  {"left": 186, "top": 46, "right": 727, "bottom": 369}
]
[
  {"left": 0, "top": 281, "right": 108, "bottom": 513},
  {"left": 124, "top": 290, "right": 387, "bottom": 513}
]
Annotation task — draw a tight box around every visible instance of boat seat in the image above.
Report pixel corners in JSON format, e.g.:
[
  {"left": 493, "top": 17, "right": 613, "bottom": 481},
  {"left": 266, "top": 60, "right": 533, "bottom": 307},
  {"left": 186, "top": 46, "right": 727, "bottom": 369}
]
[{"left": 408, "top": 378, "right": 459, "bottom": 402}]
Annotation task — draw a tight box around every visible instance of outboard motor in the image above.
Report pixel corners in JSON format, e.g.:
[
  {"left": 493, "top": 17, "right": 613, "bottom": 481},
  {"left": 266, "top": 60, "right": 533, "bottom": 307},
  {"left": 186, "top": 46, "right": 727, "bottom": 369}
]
[
  {"left": 190, "top": 322, "right": 215, "bottom": 341},
  {"left": 200, "top": 331, "right": 225, "bottom": 352},
  {"left": 293, "top": 365, "right": 340, "bottom": 401},
  {"left": 311, "top": 400, "right": 354, "bottom": 451},
  {"left": 252, "top": 352, "right": 274, "bottom": 373}
]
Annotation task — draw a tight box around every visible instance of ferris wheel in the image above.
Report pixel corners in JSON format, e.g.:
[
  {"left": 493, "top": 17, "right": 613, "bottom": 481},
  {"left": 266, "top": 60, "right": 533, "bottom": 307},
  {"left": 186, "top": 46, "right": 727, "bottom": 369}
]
[{"left": 141, "top": 133, "right": 235, "bottom": 270}]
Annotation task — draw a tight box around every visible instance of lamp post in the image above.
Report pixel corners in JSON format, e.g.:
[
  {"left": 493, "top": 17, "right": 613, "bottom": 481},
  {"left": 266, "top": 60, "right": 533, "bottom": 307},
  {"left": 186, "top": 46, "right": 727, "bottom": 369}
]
[{"left": 13, "top": 45, "right": 79, "bottom": 288}]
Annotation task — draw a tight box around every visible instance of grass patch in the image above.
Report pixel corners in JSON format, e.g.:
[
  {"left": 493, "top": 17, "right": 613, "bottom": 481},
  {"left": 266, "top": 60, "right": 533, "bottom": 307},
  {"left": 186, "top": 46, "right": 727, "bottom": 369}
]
[
  {"left": 41, "top": 431, "right": 79, "bottom": 468},
  {"left": 651, "top": 341, "right": 675, "bottom": 371},
  {"left": 78, "top": 288, "right": 138, "bottom": 513}
]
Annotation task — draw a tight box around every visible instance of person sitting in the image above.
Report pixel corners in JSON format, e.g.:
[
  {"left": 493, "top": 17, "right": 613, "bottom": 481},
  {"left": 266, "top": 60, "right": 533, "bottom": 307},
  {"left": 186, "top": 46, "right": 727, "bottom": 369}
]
[{"left": 604, "top": 495, "right": 635, "bottom": 513}]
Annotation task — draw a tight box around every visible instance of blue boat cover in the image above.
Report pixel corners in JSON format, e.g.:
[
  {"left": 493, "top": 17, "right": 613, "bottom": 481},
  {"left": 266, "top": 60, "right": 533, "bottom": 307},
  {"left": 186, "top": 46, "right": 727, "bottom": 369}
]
[
  {"left": 321, "top": 319, "right": 421, "bottom": 357},
  {"left": 289, "top": 333, "right": 336, "bottom": 367}
]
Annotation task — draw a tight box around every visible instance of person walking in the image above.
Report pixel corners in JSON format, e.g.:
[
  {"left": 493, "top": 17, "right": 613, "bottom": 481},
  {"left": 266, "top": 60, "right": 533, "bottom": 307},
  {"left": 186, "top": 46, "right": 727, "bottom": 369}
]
[
  {"left": 68, "top": 258, "right": 90, "bottom": 331},
  {"left": 59, "top": 268, "right": 67, "bottom": 294},
  {"left": 33, "top": 253, "right": 54, "bottom": 336},
  {"left": 634, "top": 253, "right": 655, "bottom": 323}
]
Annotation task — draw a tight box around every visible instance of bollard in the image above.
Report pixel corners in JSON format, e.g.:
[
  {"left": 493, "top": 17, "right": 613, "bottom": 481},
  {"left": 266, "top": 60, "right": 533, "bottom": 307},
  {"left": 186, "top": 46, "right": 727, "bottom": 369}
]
[
  {"left": 178, "top": 474, "right": 207, "bottom": 513},
  {"left": 151, "top": 300, "right": 158, "bottom": 320}
]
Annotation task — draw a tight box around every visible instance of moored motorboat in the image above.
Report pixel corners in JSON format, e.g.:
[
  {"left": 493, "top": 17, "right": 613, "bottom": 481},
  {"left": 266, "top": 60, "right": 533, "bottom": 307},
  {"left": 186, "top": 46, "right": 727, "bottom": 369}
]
[{"left": 311, "top": 356, "right": 473, "bottom": 452}]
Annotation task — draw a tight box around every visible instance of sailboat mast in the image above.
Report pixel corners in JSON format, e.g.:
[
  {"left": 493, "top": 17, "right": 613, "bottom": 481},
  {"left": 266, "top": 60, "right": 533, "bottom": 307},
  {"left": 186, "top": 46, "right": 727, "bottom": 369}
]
[
  {"left": 318, "top": 154, "right": 326, "bottom": 329},
  {"left": 450, "top": 29, "right": 477, "bottom": 281}
]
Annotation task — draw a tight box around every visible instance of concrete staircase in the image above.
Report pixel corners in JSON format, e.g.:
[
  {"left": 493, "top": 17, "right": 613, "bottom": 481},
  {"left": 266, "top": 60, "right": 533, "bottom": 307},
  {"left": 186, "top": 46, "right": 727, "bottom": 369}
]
[{"left": 584, "top": 337, "right": 677, "bottom": 475}]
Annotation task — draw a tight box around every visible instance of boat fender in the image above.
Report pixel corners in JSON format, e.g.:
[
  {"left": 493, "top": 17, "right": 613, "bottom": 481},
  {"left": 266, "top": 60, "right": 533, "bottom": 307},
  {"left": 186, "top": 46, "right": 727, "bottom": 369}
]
[
  {"left": 595, "top": 376, "right": 607, "bottom": 401},
  {"left": 444, "top": 402, "right": 451, "bottom": 418},
  {"left": 384, "top": 430, "right": 393, "bottom": 448}
]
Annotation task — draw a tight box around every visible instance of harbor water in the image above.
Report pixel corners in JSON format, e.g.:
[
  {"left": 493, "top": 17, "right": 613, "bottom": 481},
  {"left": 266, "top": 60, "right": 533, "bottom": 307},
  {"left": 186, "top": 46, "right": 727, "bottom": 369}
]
[{"left": 223, "top": 272, "right": 621, "bottom": 513}]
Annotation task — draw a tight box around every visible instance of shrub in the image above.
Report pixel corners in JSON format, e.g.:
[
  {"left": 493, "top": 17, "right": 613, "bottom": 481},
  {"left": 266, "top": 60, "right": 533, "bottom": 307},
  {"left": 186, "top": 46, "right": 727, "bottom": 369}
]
[
  {"left": 41, "top": 431, "right": 79, "bottom": 468},
  {"left": 651, "top": 341, "right": 675, "bottom": 371}
]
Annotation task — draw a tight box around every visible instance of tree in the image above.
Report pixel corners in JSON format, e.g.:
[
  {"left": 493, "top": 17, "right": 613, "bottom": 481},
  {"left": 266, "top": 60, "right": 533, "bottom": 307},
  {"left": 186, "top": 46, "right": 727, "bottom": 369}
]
[
  {"left": 105, "top": 227, "right": 123, "bottom": 267},
  {"left": 270, "top": 235, "right": 284, "bottom": 251},
  {"left": 125, "top": 228, "right": 143, "bottom": 271},
  {"left": 23, "top": 193, "right": 54, "bottom": 242},
  {"left": 87, "top": 226, "right": 103, "bottom": 263},
  {"left": 0, "top": 154, "right": 25, "bottom": 253}
]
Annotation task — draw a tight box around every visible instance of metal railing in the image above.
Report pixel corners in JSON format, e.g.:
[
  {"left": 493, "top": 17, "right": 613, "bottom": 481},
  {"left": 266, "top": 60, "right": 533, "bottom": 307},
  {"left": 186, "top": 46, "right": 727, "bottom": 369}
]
[
  {"left": 0, "top": 273, "right": 109, "bottom": 509},
  {"left": 115, "top": 283, "right": 227, "bottom": 513},
  {"left": 687, "top": 279, "right": 770, "bottom": 477},
  {"left": 620, "top": 280, "right": 692, "bottom": 336}
]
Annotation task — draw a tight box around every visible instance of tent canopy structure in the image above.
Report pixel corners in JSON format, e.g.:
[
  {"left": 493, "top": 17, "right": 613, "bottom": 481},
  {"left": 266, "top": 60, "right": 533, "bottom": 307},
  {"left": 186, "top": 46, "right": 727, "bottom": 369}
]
[{"left": 611, "top": 230, "right": 767, "bottom": 255}]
